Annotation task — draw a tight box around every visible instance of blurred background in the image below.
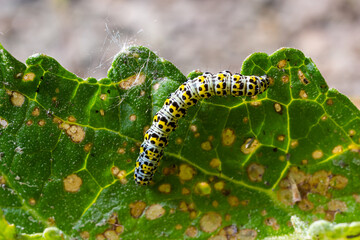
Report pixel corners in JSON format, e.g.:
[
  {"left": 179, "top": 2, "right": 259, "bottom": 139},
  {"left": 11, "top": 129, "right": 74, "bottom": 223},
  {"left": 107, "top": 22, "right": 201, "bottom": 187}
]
[{"left": 1, "top": 0, "right": 360, "bottom": 97}]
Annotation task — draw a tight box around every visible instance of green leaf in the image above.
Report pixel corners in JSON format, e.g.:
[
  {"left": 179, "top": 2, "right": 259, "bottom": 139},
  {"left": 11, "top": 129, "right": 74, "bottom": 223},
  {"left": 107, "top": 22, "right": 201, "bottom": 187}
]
[
  {"left": 1, "top": 43, "right": 360, "bottom": 239},
  {"left": 0, "top": 209, "right": 62, "bottom": 240},
  {"left": 0, "top": 209, "right": 16, "bottom": 240}
]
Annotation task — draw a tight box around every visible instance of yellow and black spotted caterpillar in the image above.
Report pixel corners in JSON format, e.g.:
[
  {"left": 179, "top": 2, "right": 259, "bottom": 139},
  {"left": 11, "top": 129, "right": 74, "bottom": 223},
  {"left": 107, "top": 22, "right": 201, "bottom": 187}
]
[{"left": 134, "top": 71, "right": 270, "bottom": 185}]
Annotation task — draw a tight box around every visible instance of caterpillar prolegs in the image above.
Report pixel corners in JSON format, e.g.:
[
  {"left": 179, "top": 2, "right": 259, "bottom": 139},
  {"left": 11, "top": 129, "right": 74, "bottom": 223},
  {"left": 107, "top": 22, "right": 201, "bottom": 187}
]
[{"left": 134, "top": 71, "right": 270, "bottom": 185}]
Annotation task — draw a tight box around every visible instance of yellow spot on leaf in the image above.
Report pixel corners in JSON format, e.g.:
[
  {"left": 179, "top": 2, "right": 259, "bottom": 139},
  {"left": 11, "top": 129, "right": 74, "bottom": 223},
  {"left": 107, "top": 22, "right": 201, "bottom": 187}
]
[
  {"left": 145, "top": 204, "right": 165, "bottom": 220},
  {"left": 274, "top": 103, "right": 282, "bottom": 113},
  {"left": 243, "top": 117, "right": 249, "bottom": 124},
  {"left": 143, "top": 125, "right": 150, "bottom": 135},
  {"left": 190, "top": 124, "right": 197, "bottom": 132},
  {"left": 140, "top": 90, "right": 146, "bottom": 96},
  {"left": 37, "top": 119, "right": 46, "bottom": 127},
  {"left": 264, "top": 217, "right": 280, "bottom": 230},
  {"left": 129, "top": 114, "right": 136, "bottom": 121},
  {"left": 309, "top": 170, "right": 330, "bottom": 195},
  {"left": 241, "top": 138, "right": 260, "bottom": 154},
  {"left": 179, "top": 164, "right": 196, "bottom": 182},
  {"left": 325, "top": 211, "right": 336, "bottom": 221},
  {"left": 227, "top": 196, "right": 240, "bottom": 207},
  {"left": 53, "top": 117, "right": 62, "bottom": 124},
  {"left": 330, "top": 175, "right": 348, "bottom": 189},
  {"left": 349, "top": 129, "right": 356, "bottom": 137},
  {"left": 31, "top": 107, "right": 40, "bottom": 117},
  {"left": 277, "top": 59, "right": 287, "bottom": 69},
  {"left": 119, "top": 73, "right": 146, "bottom": 90},
  {"left": 281, "top": 75, "right": 289, "bottom": 83},
  {"left": 212, "top": 200, "right": 219, "bottom": 208},
  {"left": 247, "top": 163, "right": 265, "bottom": 182},
  {"left": 290, "top": 140, "right": 299, "bottom": 148},
  {"left": 181, "top": 187, "right": 190, "bottom": 195},
  {"left": 209, "top": 158, "right": 221, "bottom": 169},
  {"left": 194, "top": 182, "right": 211, "bottom": 196},
  {"left": 277, "top": 134, "right": 285, "bottom": 142},
  {"left": 215, "top": 225, "right": 239, "bottom": 239},
  {"left": 47, "top": 217, "right": 55, "bottom": 226},
  {"left": 55, "top": 88, "right": 60, "bottom": 93},
  {"left": 214, "top": 181, "right": 225, "bottom": 191},
  {"left": 10, "top": 91, "right": 25, "bottom": 107},
  {"left": 0, "top": 117, "right": 8, "bottom": 129},
  {"left": 117, "top": 170, "right": 128, "bottom": 184},
  {"left": 277, "top": 189, "right": 294, "bottom": 206},
  {"left": 117, "top": 148, "right": 126, "bottom": 154},
  {"left": 100, "top": 94, "right": 107, "bottom": 101},
  {"left": 23, "top": 72, "right": 35, "bottom": 81},
  {"left": 99, "top": 109, "right": 105, "bottom": 116},
  {"left": 200, "top": 212, "right": 222, "bottom": 233},
  {"left": 0, "top": 176, "right": 5, "bottom": 185},
  {"left": 312, "top": 150, "right": 323, "bottom": 159},
  {"left": 299, "top": 89, "right": 308, "bottom": 99},
  {"left": 158, "top": 183, "right": 171, "bottom": 194},
  {"left": 185, "top": 226, "right": 198, "bottom": 238},
  {"left": 162, "top": 165, "right": 177, "bottom": 176},
  {"left": 107, "top": 212, "right": 118, "bottom": 225},
  {"left": 80, "top": 231, "right": 90, "bottom": 239},
  {"left": 328, "top": 199, "right": 347, "bottom": 212},
  {"left": 237, "top": 229, "right": 257, "bottom": 240},
  {"left": 84, "top": 143, "right": 93, "bottom": 152},
  {"left": 298, "top": 69, "right": 310, "bottom": 85},
  {"left": 189, "top": 210, "right": 197, "bottom": 219},
  {"left": 353, "top": 194, "right": 360, "bottom": 203},
  {"left": 175, "top": 137, "right": 183, "bottom": 145},
  {"left": 332, "top": 145, "right": 343, "bottom": 154},
  {"left": 321, "top": 115, "right": 328, "bottom": 121},
  {"left": 327, "top": 99, "right": 334, "bottom": 105},
  {"left": 288, "top": 166, "right": 307, "bottom": 185},
  {"left": 63, "top": 174, "right": 82, "bottom": 192},
  {"left": 129, "top": 201, "right": 146, "bottom": 218},
  {"left": 201, "top": 141, "right": 212, "bottom": 151},
  {"left": 96, "top": 234, "right": 105, "bottom": 240},
  {"left": 104, "top": 230, "right": 118, "bottom": 240},
  {"left": 111, "top": 166, "right": 120, "bottom": 176},
  {"left": 261, "top": 210, "right": 267, "bottom": 216},
  {"left": 250, "top": 100, "right": 261, "bottom": 107},
  {"left": 348, "top": 143, "right": 360, "bottom": 152},
  {"left": 179, "top": 201, "right": 188, "bottom": 212},
  {"left": 297, "top": 199, "right": 314, "bottom": 211},
  {"left": 115, "top": 226, "right": 124, "bottom": 235},
  {"left": 175, "top": 224, "right": 182, "bottom": 230},
  {"left": 302, "top": 159, "right": 308, "bottom": 165},
  {"left": 28, "top": 198, "right": 36, "bottom": 206},
  {"left": 68, "top": 116, "right": 76, "bottom": 122},
  {"left": 65, "top": 125, "right": 85, "bottom": 143},
  {"left": 222, "top": 128, "right": 236, "bottom": 146},
  {"left": 153, "top": 83, "right": 160, "bottom": 90}
]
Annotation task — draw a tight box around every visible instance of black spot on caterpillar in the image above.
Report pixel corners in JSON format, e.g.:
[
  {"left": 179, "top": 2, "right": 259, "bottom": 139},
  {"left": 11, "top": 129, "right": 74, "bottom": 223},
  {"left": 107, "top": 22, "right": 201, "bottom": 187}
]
[{"left": 134, "top": 71, "right": 270, "bottom": 185}]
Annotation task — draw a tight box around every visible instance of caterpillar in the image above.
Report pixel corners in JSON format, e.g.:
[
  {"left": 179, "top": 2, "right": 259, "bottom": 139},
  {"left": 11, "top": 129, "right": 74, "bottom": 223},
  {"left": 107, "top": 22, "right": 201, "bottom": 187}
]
[{"left": 134, "top": 71, "right": 270, "bottom": 185}]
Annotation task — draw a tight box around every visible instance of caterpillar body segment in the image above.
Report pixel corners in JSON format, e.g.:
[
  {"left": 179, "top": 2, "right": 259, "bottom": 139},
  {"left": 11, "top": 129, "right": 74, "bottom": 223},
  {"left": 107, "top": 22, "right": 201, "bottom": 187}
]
[{"left": 134, "top": 71, "right": 270, "bottom": 185}]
